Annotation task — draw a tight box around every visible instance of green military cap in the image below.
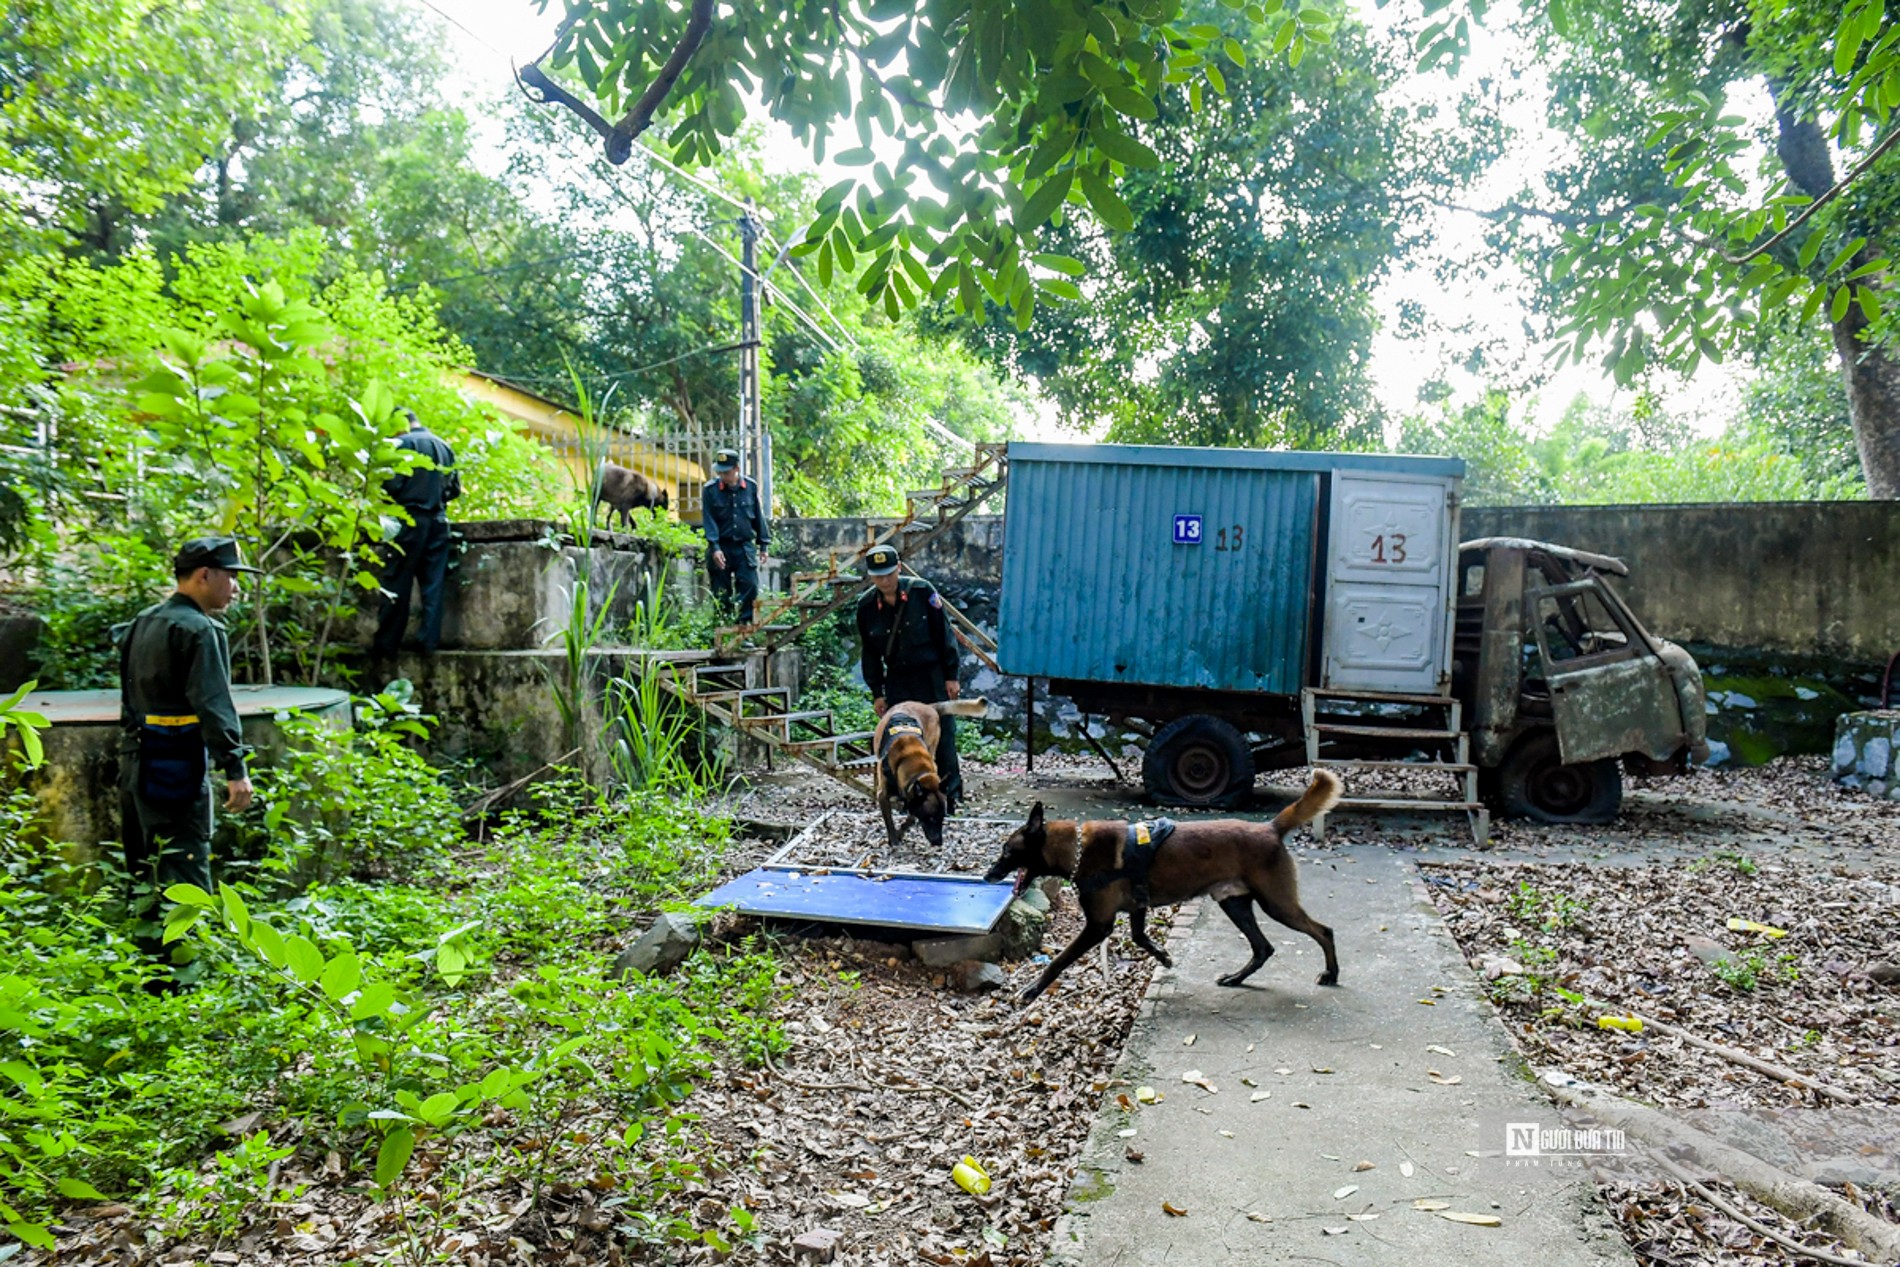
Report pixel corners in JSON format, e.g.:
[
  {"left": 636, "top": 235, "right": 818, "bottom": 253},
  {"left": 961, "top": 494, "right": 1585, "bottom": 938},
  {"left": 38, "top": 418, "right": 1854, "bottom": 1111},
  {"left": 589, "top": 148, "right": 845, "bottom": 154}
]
[
  {"left": 863, "top": 544, "right": 900, "bottom": 576},
  {"left": 173, "top": 535, "right": 264, "bottom": 575},
  {"left": 713, "top": 447, "right": 740, "bottom": 472}
]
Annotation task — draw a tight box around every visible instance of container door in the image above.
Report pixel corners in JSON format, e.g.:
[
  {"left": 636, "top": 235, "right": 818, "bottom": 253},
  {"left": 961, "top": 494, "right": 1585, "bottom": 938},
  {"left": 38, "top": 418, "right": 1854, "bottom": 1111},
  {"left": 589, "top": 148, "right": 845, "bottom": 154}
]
[{"left": 1322, "top": 475, "right": 1455, "bottom": 693}]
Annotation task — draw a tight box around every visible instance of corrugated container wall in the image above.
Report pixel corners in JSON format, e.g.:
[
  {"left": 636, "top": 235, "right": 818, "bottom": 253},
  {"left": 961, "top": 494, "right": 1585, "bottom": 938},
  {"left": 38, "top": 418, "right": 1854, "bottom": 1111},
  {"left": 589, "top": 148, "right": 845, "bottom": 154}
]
[
  {"left": 999, "top": 446, "right": 1322, "bottom": 693},
  {"left": 997, "top": 444, "right": 1465, "bottom": 697}
]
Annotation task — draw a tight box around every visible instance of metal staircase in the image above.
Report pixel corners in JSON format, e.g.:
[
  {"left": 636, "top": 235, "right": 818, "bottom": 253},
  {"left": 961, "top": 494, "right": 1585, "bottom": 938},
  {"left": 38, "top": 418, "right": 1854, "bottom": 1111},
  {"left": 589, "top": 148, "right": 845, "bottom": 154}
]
[
  {"left": 714, "top": 441, "right": 1010, "bottom": 655},
  {"left": 630, "top": 649, "right": 878, "bottom": 796},
  {"left": 1301, "top": 687, "right": 1490, "bottom": 847},
  {"left": 635, "top": 442, "right": 1009, "bottom": 797}
]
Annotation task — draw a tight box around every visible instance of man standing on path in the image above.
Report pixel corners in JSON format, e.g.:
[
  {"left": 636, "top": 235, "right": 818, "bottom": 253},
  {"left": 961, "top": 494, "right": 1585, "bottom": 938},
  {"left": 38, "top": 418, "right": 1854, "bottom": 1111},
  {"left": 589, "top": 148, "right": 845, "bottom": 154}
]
[
  {"left": 701, "top": 446, "right": 770, "bottom": 625},
  {"left": 372, "top": 409, "right": 460, "bottom": 663},
  {"left": 118, "top": 536, "right": 259, "bottom": 974},
  {"left": 855, "top": 543, "right": 964, "bottom": 811}
]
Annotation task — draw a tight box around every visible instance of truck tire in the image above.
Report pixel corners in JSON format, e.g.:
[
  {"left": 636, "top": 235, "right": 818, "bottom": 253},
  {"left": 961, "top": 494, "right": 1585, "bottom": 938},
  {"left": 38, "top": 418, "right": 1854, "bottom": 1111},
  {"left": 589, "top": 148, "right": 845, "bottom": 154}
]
[
  {"left": 1142, "top": 715, "right": 1255, "bottom": 809},
  {"left": 1496, "top": 732, "right": 1622, "bottom": 824}
]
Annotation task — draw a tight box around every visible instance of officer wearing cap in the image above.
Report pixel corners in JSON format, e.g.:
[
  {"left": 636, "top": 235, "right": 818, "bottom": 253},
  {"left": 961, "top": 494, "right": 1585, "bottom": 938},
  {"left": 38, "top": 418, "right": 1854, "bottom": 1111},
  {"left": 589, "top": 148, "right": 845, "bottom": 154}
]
[
  {"left": 701, "top": 447, "right": 769, "bottom": 624},
  {"left": 372, "top": 408, "right": 460, "bottom": 663},
  {"left": 117, "top": 537, "right": 259, "bottom": 952},
  {"left": 855, "top": 544, "right": 964, "bottom": 810}
]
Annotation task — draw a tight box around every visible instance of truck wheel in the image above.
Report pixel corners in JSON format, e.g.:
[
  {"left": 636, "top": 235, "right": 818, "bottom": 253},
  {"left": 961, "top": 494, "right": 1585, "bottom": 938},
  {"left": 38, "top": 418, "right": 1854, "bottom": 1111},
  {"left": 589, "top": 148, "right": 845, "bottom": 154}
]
[
  {"left": 1142, "top": 715, "right": 1255, "bottom": 809},
  {"left": 1496, "top": 732, "right": 1622, "bottom": 824}
]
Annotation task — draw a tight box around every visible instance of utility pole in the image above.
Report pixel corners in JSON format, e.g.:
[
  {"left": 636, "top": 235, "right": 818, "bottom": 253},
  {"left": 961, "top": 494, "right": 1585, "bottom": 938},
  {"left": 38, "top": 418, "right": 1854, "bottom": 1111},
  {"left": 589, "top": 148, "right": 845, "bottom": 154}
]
[{"left": 738, "top": 203, "right": 768, "bottom": 518}]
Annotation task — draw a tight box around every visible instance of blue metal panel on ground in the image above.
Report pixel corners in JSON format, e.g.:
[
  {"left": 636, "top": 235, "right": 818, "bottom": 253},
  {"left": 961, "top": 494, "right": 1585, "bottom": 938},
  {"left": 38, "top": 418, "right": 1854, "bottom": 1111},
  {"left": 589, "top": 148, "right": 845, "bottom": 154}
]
[
  {"left": 999, "top": 447, "right": 1324, "bottom": 693},
  {"left": 695, "top": 868, "right": 1017, "bottom": 934}
]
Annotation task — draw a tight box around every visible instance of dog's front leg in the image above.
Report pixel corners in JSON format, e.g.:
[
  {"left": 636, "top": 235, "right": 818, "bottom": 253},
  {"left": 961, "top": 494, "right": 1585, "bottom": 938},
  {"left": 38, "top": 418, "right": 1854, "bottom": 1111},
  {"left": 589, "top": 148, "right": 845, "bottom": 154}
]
[
  {"left": 878, "top": 790, "right": 900, "bottom": 848},
  {"left": 1128, "top": 907, "right": 1173, "bottom": 968},
  {"left": 1019, "top": 916, "right": 1114, "bottom": 1003}
]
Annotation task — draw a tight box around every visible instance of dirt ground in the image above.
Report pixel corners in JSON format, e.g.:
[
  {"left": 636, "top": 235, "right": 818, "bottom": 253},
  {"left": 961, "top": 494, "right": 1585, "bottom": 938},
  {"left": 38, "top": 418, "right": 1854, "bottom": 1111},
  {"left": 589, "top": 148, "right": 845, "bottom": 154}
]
[{"left": 700, "top": 751, "right": 1900, "bottom": 1266}]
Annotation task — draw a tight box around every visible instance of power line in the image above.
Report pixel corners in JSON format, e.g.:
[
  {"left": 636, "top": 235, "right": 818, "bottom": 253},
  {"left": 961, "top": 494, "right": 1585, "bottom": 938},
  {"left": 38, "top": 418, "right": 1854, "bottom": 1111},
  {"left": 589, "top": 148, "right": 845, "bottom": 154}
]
[{"left": 761, "top": 228, "right": 864, "bottom": 353}]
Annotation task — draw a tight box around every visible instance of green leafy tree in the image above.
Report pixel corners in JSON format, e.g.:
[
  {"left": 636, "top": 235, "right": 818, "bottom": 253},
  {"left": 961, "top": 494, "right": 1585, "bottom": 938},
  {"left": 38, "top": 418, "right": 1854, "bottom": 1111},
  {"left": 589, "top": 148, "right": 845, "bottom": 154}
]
[
  {"left": 1459, "top": 0, "right": 1900, "bottom": 493},
  {"left": 941, "top": 6, "right": 1488, "bottom": 445},
  {"left": 0, "top": 0, "right": 303, "bottom": 253},
  {"left": 524, "top": 0, "right": 1341, "bottom": 327}
]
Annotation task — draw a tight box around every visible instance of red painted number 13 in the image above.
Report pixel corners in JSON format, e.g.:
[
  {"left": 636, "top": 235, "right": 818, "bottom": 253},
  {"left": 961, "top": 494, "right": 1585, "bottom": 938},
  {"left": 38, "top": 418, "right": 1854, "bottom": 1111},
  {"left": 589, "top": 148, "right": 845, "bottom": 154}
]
[{"left": 1370, "top": 533, "right": 1407, "bottom": 564}]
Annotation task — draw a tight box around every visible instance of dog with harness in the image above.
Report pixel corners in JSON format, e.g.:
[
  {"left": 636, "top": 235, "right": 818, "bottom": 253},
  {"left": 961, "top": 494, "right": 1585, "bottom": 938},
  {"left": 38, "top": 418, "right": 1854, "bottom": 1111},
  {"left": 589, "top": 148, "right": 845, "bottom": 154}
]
[
  {"left": 873, "top": 698, "right": 987, "bottom": 849},
  {"left": 982, "top": 770, "right": 1344, "bottom": 1003}
]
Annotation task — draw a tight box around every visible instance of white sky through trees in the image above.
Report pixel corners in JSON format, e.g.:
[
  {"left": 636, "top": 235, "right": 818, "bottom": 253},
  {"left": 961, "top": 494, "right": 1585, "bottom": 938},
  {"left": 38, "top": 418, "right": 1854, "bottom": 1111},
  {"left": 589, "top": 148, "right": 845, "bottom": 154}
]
[{"left": 430, "top": 0, "right": 1749, "bottom": 442}]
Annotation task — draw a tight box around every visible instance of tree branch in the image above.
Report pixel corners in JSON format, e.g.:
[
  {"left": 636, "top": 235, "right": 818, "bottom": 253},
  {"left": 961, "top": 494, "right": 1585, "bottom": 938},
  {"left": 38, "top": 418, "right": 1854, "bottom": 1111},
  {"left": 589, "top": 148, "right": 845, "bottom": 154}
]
[
  {"left": 607, "top": 0, "right": 715, "bottom": 164},
  {"left": 1718, "top": 123, "right": 1900, "bottom": 267}
]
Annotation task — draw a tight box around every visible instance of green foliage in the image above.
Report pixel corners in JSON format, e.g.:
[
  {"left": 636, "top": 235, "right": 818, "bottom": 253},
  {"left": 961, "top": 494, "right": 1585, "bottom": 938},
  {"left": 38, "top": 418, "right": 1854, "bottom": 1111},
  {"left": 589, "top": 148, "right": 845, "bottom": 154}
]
[
  {"left": 0, "top": 765, "right": 772, "bottom": 1254},
  {"left": 947, "top": 2, "right": 1489, "bottom": 448},
  {"left": 0, "top": 0, "right": 304, "bottom": 253},
  {"left": 540, "top": 0, "right": 1340, "bottom": 325},
  {"left": 0, "top": 681, "right": 48, "bottom": 769},
  {"left": 245, "top": 690, "right": 461, "bottom": 885},
  {"left": 1506, "top": 881, "right": 1587, "bottom": 932},
  {"left": 1398, "top": 387, "right": 1865, "bottom": 505},
  {"left": 1689, "top": 850, "right": 1760, "bottom": 877}
]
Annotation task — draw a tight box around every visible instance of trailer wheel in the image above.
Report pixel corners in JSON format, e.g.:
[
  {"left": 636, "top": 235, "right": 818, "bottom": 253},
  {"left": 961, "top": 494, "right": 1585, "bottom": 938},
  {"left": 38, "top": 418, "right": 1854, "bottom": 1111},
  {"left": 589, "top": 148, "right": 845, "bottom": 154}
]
[
  {"left": 1496, "top": 732, "right": 1621, "bottom": 824},
  {"left": 1143, "top": 715, "right": 1255, "bottom": 809}
]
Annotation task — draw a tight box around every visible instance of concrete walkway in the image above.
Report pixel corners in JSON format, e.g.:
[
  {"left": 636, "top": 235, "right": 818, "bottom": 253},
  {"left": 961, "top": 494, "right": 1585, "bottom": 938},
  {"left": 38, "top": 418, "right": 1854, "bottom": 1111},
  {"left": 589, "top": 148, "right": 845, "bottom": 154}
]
[{"left": 1045, "top": 845, "right": 1631, "bottom": 1266}]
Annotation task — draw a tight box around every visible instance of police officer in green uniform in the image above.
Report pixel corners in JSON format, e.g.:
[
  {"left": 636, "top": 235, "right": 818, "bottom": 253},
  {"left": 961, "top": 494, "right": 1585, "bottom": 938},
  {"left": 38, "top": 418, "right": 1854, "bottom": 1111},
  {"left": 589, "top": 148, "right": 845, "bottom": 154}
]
[
  {"left": 855, "top": 544, "right": 963, "bottom": 810},
  {"left": 701, "top": 447, "right": 769, "bottom": 624},
  {"left": 118, "top": 537, "right": 258, "bottom": 920}
]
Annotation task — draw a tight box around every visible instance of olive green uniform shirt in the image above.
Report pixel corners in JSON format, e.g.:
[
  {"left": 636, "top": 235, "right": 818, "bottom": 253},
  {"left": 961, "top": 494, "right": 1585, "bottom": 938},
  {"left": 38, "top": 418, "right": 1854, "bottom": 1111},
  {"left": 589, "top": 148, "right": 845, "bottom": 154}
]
[{"left": 118, "top": 594, "right": 250, "bottom": 780}]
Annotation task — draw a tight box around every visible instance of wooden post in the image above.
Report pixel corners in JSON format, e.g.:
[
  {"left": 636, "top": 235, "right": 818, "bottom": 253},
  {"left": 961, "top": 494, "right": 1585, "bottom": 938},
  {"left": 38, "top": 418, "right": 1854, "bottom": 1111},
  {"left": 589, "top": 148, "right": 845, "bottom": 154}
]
[{"left": 1026, "top": 677, "right": 1036, "bottom": 773}]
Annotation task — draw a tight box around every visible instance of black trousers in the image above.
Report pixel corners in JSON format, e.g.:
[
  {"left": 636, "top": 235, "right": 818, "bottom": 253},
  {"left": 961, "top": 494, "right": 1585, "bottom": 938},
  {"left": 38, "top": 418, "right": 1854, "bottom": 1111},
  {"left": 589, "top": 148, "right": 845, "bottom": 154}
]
[
  {"left": 121, "top": 771, "right": 214, "bottom": 963},
  {"left": 708, "top": 541, "right": 759, "bottom": 624},
  {"left": 882, "top": 666, "right": 962, "bottom": 807},
  {"left": 374, "top": 513, "right": 452, "bottom": 655}
]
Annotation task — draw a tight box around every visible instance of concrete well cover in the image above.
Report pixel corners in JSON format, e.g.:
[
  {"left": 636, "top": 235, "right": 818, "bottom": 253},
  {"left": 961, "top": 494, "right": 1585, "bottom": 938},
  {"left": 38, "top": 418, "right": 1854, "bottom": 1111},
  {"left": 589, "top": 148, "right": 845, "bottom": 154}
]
[{"left": 23, "top": 685, "right": 351, "bottom": 725}]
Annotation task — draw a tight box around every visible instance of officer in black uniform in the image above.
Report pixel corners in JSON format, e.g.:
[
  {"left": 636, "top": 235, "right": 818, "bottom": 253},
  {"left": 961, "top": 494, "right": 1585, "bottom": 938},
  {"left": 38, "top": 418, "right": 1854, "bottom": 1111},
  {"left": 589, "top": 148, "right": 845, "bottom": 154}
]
[
  {"left": 372, "top": 409, "right": 460, "bottom": 660},
  {"left": 701, "top": 447, "right": 769, "bottom": 624},
  {"left": 855, "top": 543, "right": 964, "bottom": 810},
  {"left": 118, "top": 536, "right": 258, "bottom": 939}
]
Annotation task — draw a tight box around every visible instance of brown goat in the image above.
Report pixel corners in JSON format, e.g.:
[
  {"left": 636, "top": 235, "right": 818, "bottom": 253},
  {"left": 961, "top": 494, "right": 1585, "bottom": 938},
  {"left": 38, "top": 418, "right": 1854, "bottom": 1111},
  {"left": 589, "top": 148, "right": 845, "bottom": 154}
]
[{"left": 596, "top": 461, "right": 670, "bottom": 528}]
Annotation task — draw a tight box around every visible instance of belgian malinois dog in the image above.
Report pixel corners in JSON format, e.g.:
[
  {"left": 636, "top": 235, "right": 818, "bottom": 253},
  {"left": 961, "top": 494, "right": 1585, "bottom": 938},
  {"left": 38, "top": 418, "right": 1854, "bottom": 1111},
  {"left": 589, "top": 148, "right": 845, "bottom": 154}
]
[
  {"left": 982, "top": 770, "right": 1343, "bottom": 1003},
  {"left": 873, "top": 698, "right": 987, "bottom": 849}
]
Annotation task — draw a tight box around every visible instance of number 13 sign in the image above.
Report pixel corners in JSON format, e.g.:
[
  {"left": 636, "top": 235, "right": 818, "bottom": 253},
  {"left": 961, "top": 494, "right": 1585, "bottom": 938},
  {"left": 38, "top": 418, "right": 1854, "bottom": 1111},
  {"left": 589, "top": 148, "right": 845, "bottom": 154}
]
[{"left": 1173, "top": 514, "right": 1202, "bottom": 545}]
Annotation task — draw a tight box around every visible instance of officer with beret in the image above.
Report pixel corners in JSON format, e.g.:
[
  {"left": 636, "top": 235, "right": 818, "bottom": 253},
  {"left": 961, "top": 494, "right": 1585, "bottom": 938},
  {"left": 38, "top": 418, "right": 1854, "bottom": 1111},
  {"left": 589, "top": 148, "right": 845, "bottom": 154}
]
[
  {"left": 118, "top": 537, "right": 259, "bottom": 962},
  {"left": 855, "top": 544, "right": 964, "bottom": 810},
  {"left": 701, "top": 447, "right": 770, "bottom": 625},
  {"left": 372, "top": 408, "right": 460, "bottom": 663}
]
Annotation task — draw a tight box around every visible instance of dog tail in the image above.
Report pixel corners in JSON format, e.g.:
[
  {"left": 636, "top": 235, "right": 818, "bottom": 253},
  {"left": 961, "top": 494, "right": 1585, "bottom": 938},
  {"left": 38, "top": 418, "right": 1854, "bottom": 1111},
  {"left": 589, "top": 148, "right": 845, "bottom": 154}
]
[
  {"left": 1271, "top": 769, "right": 1343, "bottom": 834},
  {"left": 933, "top": 698, "right": 989, "bottom": 718}
]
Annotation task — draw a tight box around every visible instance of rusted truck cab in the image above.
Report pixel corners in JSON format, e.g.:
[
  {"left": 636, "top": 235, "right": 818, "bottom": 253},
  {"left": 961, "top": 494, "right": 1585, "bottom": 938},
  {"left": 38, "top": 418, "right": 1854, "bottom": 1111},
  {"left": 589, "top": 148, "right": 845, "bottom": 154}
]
[{"left": 1455, "top": 538, "right": 1709, "bottom": 823}]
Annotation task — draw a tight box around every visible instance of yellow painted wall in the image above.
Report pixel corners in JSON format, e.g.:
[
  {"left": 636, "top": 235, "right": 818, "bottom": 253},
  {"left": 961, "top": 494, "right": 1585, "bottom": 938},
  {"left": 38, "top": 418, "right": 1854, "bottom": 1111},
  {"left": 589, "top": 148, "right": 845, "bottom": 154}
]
[{"left": 448, "top": 369, "right": 706, "bottom": 520}]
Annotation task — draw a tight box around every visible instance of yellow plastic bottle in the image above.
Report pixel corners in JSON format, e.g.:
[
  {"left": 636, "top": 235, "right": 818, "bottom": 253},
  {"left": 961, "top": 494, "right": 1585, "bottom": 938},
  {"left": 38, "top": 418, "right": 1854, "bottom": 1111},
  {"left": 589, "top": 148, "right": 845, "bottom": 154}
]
[{"left": 952, "top": 1156, "right": 991, "bottom": 1195}]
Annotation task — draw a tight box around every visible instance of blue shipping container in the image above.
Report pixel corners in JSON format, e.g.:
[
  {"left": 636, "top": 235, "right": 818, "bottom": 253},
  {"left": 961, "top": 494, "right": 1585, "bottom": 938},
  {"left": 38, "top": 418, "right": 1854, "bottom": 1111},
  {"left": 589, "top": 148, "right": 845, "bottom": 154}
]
[{"left": 997, "top": 444, "right": 1465, "bottom": 695}]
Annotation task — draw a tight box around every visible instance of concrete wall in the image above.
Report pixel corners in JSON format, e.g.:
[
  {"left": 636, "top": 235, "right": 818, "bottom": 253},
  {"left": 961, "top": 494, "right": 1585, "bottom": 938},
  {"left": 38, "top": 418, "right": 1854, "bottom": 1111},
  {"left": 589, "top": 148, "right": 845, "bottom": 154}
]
[
  {"left": 1461, "top": 502, "right": 1900, "bottom": 666},
  {"left": 782, "top": 503, "right": 1900, "bottom": 667}
]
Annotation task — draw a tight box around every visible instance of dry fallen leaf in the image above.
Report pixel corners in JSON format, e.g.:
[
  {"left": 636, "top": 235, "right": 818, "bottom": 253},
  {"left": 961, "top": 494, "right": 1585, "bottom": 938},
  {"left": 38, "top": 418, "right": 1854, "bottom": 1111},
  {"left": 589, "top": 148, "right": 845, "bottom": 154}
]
[
  {"left": 1181, "top": 1070, "right": 1217, "bottom": 1093},
  {"left": 1125, "top": 1146, "right": 1145, "bottom": 1164},
  {"left": 1117, "top": 1128, "right": 1137, "bottom": 1138},
  {"left": 1293, "top": 1101, "right": 1311, "bottom": 1109},
  {"left": 1218, "top": 1130, "right": 1234, "bottom": 1139},
  {"left": 1322, "top": 1225, "right": 1350, "bottom": 1236},
  {"left": 1135, "top": 1086, "right": 1159, "bottom": 1104},
  {"left": 1352, "top": 1160, "right": 1375, "bottom": 1172},
  {"left": 1183, "top": 1034, "right": 1196, "bottom": 1046},
  {"left": 1348, "top": 1212, "right": 1381, "bottom": 1222},
  {"left": 1427, "top": 1044, "right": 1456, "bottom": 1057},
  {"left": 1321, "top": 1153, "right": 1341, "bottom": 1161},
  {"left": 1162, "top": 1201, "right": 1188, "bottom": 1217},
  {"left": 1246, "top": 1211, "right": 1271, "bottom": 1223},
  {"left": 1250, "top": 1091, "right": 1271, "bottom": 1102},
  {"left": 1311, "top": 1065, "right": 1335, "bottom": 1074},
  {"left": 1413, "top": 1199, "right": 1452, "bottom": 1211},
  {"left": 1400, "top": 1161, "right": 1416, "bottom": 1178},
  {"left": 1274, "top": 1067, "right": 1293, "bottom": 1076},
  {"left": 1437, "top": 1211, "right": 1503, "bottom": 1227},
  {"left": 1333, "top": 1185, "right": 1360, "bottom": 1200},
  {"left": 1417, "top": 998, "right": 1437, "bottom": 1006},
  {"left": 1428, "top": 1070, "right": 1463, "bottom": 1086}
]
